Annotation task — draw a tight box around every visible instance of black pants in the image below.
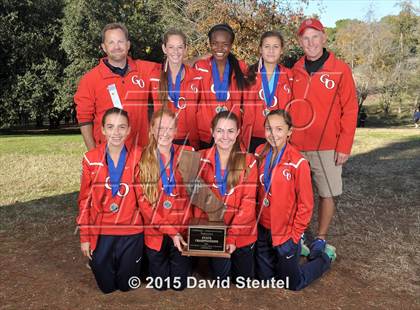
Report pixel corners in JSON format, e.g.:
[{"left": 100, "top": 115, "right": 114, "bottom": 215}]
[
  {"left": 209, "top": 243, "right": 255, "bottom": 282},
  {"left": 146, "top": 235, "right": 191, "bottom": 291},
  {"left": 90, "top": 233, "right": 144, "bottom": 294},
  {"left": 255, "top": 225, "right": 331, "bottom": 291}
]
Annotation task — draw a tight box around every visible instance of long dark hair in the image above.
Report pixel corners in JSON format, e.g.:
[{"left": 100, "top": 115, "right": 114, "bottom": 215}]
[
  {"left": 257, "top": 109, "right": 292, "bottom": 162},
  {"left": 208, "top": 24, "right": 248, "bottom": 91},
  {"left": 247, "top": 31, "right": 285, "bottom": 85},
  {"left": 211, "top": 110, "right": 246, "bottom": 189},
  {"left": 159, "top": 28, "right": 187, "bottom": 107}
]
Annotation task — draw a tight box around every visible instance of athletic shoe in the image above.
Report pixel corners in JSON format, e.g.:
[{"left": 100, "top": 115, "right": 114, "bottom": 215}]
[
  {"left": 309, "top": 238, "right": 326, "bottom": 260},
  {"left": 324, "top": 244, "right": 337, "bottom": 262},
  {"left": 300, "top": 238, "right": 310, "bottom": 257}
]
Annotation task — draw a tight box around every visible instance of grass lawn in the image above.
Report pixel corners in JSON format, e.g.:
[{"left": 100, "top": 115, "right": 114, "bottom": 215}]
[{"left": 0, "top": 128, "right": 419, "bottom": 308}]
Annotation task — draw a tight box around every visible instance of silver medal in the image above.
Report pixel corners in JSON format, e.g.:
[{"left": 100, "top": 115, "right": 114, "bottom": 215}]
[
  {"left": 216, "top": 106, "right": 228, "bottom": 113},
  {"left": 263, "top": 109, "right": 270, "bottom": 117},
  {"left": 163, "top": 200, "right": 172, "bottom": 209},
  {"left": 110, "top": 202, "right": 119, "bottom": 213},
  {"left": 263, "top": 198, "right": 270, "bottom": 207}
]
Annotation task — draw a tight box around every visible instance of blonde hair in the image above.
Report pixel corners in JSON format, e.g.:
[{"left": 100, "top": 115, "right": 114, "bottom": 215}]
[{"left": 138, "top": 109, "right": 178, "bottom": 204}]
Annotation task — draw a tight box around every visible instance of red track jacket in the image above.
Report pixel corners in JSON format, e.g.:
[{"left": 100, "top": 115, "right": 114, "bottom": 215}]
[
  {"left": 74, "top": 57, "right": 158, "bottom": 148},
  {"left": 196, "top": 147, "right": 258, "bottom": 248},
  {"left": 255, "top": 143, "right": 313, "bottom": 246},
  {"left": 194, "top": 57, "right": 248, "bottom": 144},
  {"left": 242, "top": 65, "right": 293, "bottom": 148},
  {"left": 135, "top": 145, "right": 194, "bottom": 251},
  {"left": 289, "top": 52, "right": 358, "bottom": 154},
  {"left": 77, "top": 144, "right": 143, "bottom": 251},
  {"left": 149, "top": 65, "right": 201, "bottom": 149}
]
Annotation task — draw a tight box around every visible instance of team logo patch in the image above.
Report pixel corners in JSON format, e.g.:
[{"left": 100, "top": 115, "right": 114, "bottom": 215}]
[
  {"left": 283, "top": 169, "right": 291, "bottom": 181},
  {"left": 131, "top": 75, "right": 145, "bottom": 88},
  {"left": 105, "top": 177, "right": 129, "bottom": 197},
  {"left": 320, "top": 74, "right": 335, "bottom": 90}
]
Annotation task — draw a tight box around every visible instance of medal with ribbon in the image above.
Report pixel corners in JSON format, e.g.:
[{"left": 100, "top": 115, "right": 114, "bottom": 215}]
[
  {"left": 168, "top": 64, "right": 184, "bottom": 109},
  {"left": 106, "top": 146, "right": 127, "bottom": 198},
  {"left": 261, "top": 64, "right": 280, "bottom": 115},
  {"left": 263, "top": 144, "right": 286, "bottom": 206},
  {"left": 211, "top": 58, "right": 230, "bottom": 102},
  {"left": 215, "top": 150, "right": 229, "bottom": 196},
  {"left": 158, "top": 146, "right": 176, "bottom": 208}
]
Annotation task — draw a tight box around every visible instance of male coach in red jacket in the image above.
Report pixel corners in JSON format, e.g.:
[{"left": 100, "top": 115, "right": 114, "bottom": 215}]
[
  {"left": 74, "top": 23, "right": 157, "bottom": 150},
  {"left": 289, "top": 18, "right": 358, "bottom": 259}
]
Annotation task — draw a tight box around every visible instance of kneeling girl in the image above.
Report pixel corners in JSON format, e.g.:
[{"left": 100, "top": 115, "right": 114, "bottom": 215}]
[
  {"left": 77, "top": 107, "right": 144, "bottom": 294},
  {"left": 254, "top": 110, "right": 335, "bottom": 290}
]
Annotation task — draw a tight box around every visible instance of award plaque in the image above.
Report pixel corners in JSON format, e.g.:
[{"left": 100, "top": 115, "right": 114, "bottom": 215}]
[{"left": 178, "top": 150, "right": 230, "bottom": 258}]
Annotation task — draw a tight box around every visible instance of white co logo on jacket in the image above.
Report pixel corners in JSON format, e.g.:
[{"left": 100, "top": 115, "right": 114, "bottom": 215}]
[
  {"left": 131, "top": 75, "right": 145, "bottom": 88},
  {"left": 320, "top": 74, "right": 335, "bottom": 90}
]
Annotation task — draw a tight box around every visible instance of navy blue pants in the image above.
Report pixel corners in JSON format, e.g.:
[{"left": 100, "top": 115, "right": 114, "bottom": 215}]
[
  {"left": 255, "top": 225, "right": 331, "bottom": 291},
  {"left": 90, "top": 233, "right": 144, "bottom": 294},
  {"left": 209, "top": 243, "right": 255, "bottom": 282},
  {"left": 146, "top": 235, "right": 191, "bottom": 291}
]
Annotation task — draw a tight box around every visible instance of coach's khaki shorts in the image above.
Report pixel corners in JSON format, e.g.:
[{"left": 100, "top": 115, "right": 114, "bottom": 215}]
[{"left": 301, "top": 150, "right": 342, "bottom": 198}]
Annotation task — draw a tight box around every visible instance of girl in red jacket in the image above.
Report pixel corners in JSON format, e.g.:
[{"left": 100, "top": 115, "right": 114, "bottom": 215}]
[
  {"left": 194, "top": 23, "right": 248, "bottom": 149},
  {"left": 77, "top": 107, "right": 144, "bottom": 294},
  {"left": 197, "top": 111, "right": 258, "bottom": 281},
  {"left": 136, "top": 108, "right": 193, "bottom": 290},
  {"left": 254, "top": 110, "right": 335, "bottom": 290},
  {"left": 243, "top": 31, "right": 293, "bottom": 153},
  {"left": 149, "top": 28, "right": 201, "bottom": 149}
]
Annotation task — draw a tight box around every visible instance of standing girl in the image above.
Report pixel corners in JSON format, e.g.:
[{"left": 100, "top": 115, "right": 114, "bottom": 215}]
[
  {"left": 149, "top": 28, "right": 201, "bottom": 149},
  {"left": 136, "top": 109, "right": 193, "bottom": 290},
  {"left": 77, "top": 107, "right": 144, "bottom": 294},
  {"left": 197, "top": 111, "right": 257, "bottom": 281},
  {"left": 194, "top": 23, "right": 248, "bottom": 149},
  {"left": 243, "top": 31, "right": 293, "bottom": 153},
  {"left": 254, "top": 110, "right": 335, "bottom": 290}
]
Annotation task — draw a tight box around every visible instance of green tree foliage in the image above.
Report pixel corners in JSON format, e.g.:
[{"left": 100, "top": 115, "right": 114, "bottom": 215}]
[
  {"left": 0, "top": 0, "right": 65, "bottom": 127},
  {"left": 159, "top": 0, "right": 307, "bottom": 66},
  {"left": 59, "top": 0, "right": 165, "bottom": 123}
]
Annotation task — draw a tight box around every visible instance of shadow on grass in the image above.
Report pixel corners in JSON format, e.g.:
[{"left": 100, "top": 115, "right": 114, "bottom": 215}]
[{"left": 0, "top": 192, "right": 78, "bottom": 231}]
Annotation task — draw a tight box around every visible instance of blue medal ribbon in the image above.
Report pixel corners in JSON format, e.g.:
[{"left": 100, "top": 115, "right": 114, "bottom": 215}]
[
  {"left": 261, "top": 64, "right": 280, "bottom": 108},
  {"left": 263, "top": 144, "right": 286, "bottom": 193},
  {"left": 158, "top": 146, "right": 176, "bottom": 195},
  {"left": 215, "top": 150, "right": 229, "bottom": 196},
  {"left": 211, "top": 58, "right": 230, "bottom": 102},
  {"left": 106, "top": 146, "right": 127, "bottom": 197},
  {"left": 168, "top": 64, "right": 184, "bottom": 108}
]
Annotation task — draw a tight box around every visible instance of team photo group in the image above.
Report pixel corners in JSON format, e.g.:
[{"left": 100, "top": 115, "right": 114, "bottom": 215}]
[{"left": 75, "top": 18, "right": 358, "bottom": 293}]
